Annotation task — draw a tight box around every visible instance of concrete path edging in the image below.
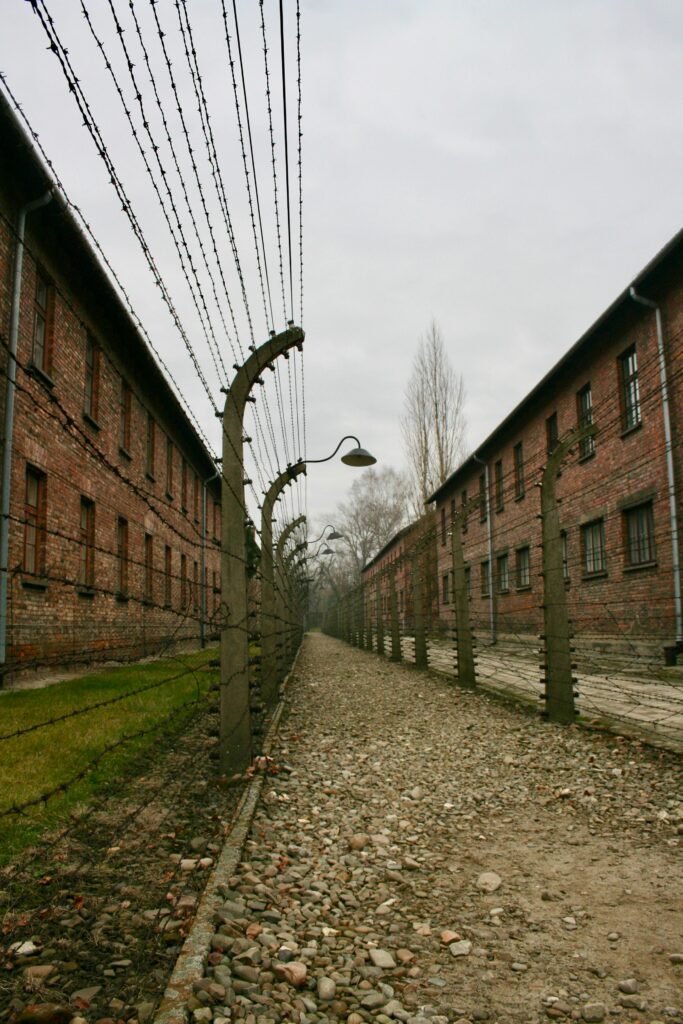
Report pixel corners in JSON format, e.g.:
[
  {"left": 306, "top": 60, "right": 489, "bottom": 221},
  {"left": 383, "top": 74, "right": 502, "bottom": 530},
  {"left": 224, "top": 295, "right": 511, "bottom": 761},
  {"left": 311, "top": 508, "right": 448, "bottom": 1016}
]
[{"left": 152, "top": 645, "right": 303, "bottom": 1024}]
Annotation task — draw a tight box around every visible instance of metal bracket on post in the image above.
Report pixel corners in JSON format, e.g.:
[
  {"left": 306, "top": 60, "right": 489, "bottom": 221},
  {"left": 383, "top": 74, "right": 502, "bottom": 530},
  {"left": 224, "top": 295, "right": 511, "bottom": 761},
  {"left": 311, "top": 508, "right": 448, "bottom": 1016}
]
[
  {"left": 220, "top": 325, "right": 304, "bottom": 775},
  {"left": 260, "top": 465, "right": 306, "bottom": 707}
]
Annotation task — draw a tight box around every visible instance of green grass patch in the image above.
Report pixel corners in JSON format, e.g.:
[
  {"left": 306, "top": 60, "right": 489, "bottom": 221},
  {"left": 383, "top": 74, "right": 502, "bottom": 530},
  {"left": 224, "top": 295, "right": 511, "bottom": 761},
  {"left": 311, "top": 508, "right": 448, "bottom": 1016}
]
[{"left": 0, "top": 647, "right": 218, "bottom": 866}]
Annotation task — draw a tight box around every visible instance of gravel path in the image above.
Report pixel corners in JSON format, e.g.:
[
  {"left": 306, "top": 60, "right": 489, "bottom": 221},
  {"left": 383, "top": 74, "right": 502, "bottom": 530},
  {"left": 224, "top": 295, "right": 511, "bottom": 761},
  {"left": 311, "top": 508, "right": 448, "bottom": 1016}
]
[{"left": 185, "top": 633, "right": 682, "bottom": 1024}]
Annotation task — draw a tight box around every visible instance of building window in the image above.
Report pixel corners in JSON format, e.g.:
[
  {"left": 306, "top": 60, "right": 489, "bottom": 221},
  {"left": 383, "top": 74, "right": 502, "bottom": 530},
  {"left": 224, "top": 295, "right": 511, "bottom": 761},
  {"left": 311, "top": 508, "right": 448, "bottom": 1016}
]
[
  {"left": 577, "top": 383, "right": 595, "bottom": 458},
  {"left": 496, "top": 553, "right": 509, "bottom": 593},
  {"left": 84, "top": 333, "right": 100, "bottom": 422},
  {"left": 442, "top": 573, "right": 450, "bottom": 604},
  {"left": 119, "top": 379, "right": 132, "bottom": 453},
  {"left": 619, "top": 346, "right": 641, "bottom": 431},
  {"left": 166, "top": 438, "right": 174, "bottom": 498},
  {"left": 516, "top": 546, "right": 530, "bottom": 589},
  {"left": 181, "top": 458, "right": 188, "bottom": 511},
  {"left": 213, "top": 569, "right": 219, "bottom": 613},
  {"left": 32, "top": 268, "right": 53, "bottom": 374},
  {"left": 624, "top": 502, "right": 655, "bottom": 567},
  {"left": 546, "top": 412, "right": 559, "bottom": 454},
  {"left": 79, "top": 498, "right": 95, "bottom": 588},
  {"left": 146, "top": 413, "right": 156, "bottom": 479},
  {"left": 144, "top": 534, "right": 154, "bottom": 603},
  {"left": 24, "top": 466, "right": 46, "bottom": 575},
  {"left": 479, "top": 473, "right": 487, "bottom": 522},
  {"left": 561, "top": 529, "right": 569, "bottom": 581},
  {"left": 213, "top": 499, "right": 220, "bottom": 541},
  {"left": 582, "top": 519, "right": 606, "bottom": 576},
  {"left": 194, "top": 474, "right": 200, "bottom": 523},
  {"left": 164, "top": 545, "right": 172, "bottom": 607},
  {"left": 464, "top": 565, "right": 471, "bottom": 598},
  {"left": 513, "top": 442, "right": 524, "bottom": 499},
  {"left": 481, "top": 560, "right": 490, "bottom": 597},
  {"left": 181, "top": 553, "right": 188, "bottom": 609},
  {"left": 440, "top": 506, "right": 447, "bottom": 545},
  {"left": 117, "top": 517, "right": 128, "bottom": 597},
  {"left": 461, "top": 489, "right": 468, "bottom": 533},
  {"left": 193, "top": 560, "right": 199, "bottom": 611},
  {"left": 494, "top": 459, "right": 504, "bottom": 512}
]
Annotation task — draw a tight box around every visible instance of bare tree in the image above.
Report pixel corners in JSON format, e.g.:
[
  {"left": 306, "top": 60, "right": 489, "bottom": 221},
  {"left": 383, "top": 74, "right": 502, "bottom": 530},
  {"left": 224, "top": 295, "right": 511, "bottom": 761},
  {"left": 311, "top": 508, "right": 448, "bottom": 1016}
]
[
  {"left": 401, "top": 320, "right": 467, "bottom": 512},
  {"left": 329, "top": 466, "right": 410, "bottom": 579}
]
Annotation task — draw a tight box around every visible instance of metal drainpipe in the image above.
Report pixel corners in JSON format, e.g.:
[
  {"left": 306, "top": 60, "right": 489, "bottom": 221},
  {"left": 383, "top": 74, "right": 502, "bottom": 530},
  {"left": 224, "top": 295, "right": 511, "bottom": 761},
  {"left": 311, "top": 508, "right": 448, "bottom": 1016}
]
[
  {"left": 201, "top": 470, "right": 221, "bottom": 649},
  {"left": 629, "top": 287, "right": 682, "bottom": 644},
  {"left": 0, "top": 190, "right": 53, "bottom": 674},
  {"left": 472, "top": 453, "right": 496, "bottom": 644}
]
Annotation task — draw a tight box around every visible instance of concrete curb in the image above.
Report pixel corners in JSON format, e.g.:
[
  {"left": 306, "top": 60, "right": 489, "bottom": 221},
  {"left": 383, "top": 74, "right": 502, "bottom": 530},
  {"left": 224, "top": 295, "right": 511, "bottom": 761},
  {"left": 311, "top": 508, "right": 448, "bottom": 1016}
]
[{"left": 152, "top": 643, "right": 304, "bottom": 1024}]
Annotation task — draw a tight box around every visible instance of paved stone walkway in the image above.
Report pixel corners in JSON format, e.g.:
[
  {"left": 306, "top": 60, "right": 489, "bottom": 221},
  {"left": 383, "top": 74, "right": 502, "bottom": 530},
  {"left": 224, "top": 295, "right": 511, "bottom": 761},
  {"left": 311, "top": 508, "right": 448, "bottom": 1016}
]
[{"left": 188, "top": 634, "right": 682, "bottom": 1024}]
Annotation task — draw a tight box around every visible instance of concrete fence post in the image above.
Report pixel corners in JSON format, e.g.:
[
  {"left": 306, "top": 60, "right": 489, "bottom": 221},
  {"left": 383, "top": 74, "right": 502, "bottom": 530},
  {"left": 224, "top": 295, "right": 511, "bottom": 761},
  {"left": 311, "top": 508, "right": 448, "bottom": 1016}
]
[
  {"left": 375, "top": 574, "right": 385, "bottom": 656},
  {"left": 451, "top": 507, "right": 476, "bottom": 688},
  {"left": 541, "top": 424, "right": 596, "bottom": 723},
  {"left": 412, "top": 541, "right": 428, "bottom": 669},
  {"left": 389, "top": 566, "right": 401, "bottom": 662}
]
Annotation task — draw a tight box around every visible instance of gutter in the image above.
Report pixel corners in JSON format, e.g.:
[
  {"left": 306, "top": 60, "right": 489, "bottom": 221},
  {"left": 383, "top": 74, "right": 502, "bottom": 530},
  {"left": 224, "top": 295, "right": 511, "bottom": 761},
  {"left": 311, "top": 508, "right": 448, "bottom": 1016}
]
[
  {"left": 629, "top": 287, "right": 682, "bottom": 644},
  {"left": 0, "top": 190, "right": 53, "bottom": 675}
]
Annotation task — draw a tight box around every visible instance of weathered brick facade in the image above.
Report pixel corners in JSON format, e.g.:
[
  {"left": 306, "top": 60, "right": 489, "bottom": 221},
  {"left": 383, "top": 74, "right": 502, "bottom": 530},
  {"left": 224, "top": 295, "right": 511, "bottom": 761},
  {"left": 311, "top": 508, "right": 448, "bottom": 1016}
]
[
  {"left": 0, "top": 95, "right": 222, "bottom": 679},
  {"left": 427, "top": 230, "right": 683, "bottom": 654}
]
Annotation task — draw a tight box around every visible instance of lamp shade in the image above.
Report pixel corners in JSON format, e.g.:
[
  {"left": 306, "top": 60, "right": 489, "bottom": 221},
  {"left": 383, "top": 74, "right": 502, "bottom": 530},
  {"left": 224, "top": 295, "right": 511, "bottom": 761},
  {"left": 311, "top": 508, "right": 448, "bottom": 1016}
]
[
  {"left": 328, "top": 529, "right": 343, "bottom": 540},
  {"left": 341, "top": 446, "right": 377, "bottom": 467}
]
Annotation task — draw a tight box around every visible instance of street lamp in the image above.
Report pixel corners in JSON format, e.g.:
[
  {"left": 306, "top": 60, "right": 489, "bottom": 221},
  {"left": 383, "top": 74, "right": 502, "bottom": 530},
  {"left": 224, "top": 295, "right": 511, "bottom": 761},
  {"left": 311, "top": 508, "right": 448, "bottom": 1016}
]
[
  {"left": 258, "top": 435, "right": 377, "bottom": 706},
  {"left": 307, "top": 525, "right": 344, "bottom": 546},
  {"left": 305, "top": 435, "right": 377, "bottom": 468}
]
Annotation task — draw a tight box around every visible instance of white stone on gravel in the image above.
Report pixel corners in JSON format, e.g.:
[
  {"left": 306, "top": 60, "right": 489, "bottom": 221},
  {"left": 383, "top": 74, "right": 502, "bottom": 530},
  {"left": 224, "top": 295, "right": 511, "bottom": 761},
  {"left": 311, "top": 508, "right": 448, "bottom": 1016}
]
[
  {"left": 449, "top": 940, "right": 472, "bottom": 957},
  {"left": 476, "top": 871, "right": 502, "bottom": 892},
  {"left": 369, "top": 948, "right": 397, "bottom": 969}
]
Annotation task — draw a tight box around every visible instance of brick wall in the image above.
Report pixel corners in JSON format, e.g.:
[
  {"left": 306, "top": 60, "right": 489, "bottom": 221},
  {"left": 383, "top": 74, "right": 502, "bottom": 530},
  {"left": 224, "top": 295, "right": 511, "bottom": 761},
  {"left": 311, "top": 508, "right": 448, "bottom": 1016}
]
[{"left": 0, "top": 179, "right": 222, "bottom": 678}]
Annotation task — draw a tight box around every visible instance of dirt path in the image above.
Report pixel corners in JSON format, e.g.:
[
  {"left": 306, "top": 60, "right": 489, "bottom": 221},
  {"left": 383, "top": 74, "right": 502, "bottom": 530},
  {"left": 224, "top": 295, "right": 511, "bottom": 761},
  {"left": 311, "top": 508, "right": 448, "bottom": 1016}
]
[{"left": 188, "top": 633, "right": 682, "bottom": 1024}]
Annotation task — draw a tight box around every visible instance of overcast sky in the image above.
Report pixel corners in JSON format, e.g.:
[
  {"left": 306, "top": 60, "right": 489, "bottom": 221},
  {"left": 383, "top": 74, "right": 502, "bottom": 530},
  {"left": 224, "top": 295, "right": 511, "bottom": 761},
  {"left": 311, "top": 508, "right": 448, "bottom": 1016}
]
[{"left": 3, "top": 0, "right": 683, "bottom": 540}]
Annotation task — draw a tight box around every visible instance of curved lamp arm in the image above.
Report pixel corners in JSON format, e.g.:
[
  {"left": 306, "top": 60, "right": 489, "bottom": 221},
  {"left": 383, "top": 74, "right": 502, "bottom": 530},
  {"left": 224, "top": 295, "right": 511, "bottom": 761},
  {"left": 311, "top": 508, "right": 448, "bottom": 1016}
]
[{"left": 305, "top": 436, "right": 376, "bottom": 467}]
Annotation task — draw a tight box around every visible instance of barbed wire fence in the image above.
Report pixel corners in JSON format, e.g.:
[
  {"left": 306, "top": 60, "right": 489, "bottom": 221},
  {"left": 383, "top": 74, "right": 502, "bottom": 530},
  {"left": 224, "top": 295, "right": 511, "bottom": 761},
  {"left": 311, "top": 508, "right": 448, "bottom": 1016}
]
[
  {"left": 0, "top": 2, "right": 309, "bottom": 1010},
  {"left": 324, "top": 322, "right": 683, "bottom": 753}
]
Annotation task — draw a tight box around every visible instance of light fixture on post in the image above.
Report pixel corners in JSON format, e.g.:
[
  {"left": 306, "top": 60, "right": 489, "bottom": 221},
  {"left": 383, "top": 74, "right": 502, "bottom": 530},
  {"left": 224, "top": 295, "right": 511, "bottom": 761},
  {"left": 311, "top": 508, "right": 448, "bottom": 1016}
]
[{"left": 305, "top": 435, "right": 377, "bottom": 468}]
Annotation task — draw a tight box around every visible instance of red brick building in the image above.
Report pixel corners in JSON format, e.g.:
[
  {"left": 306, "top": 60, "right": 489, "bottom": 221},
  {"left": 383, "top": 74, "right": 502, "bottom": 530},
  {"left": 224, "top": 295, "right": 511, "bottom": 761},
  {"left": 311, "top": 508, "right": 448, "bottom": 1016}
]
[
  {"left": 0, "top": 94, "right": 222, "bottom": 679},
  {"left": 361, "top": 512, "right": 440, "bottom": 634},
  {"left": 427, "top": 228, "right": 683, "bottom": 657}
]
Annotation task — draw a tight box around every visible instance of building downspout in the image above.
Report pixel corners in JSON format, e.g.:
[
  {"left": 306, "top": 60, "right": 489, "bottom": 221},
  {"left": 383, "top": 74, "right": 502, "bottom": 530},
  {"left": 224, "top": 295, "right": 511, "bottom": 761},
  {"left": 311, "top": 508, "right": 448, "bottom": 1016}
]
[
  {"left": 0, "top": 190, "right": 53, "bottom": 676},
  {"left": 201, "top": 470, "right": 221, "bottom": 649},
  {"left": 629, "top": 287, "right": 682, "bottom": 644},
  {"left": 472, "top": 453, "right": 496, "bottom": 644}
]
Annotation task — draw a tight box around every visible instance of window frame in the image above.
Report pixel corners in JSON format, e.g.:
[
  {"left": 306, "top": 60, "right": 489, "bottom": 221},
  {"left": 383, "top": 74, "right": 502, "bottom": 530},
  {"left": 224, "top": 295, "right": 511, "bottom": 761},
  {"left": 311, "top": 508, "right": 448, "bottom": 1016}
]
[
  {"left": 581, "top": 518, "right": 607, "bottom": 578},
  {"left": 623, "top": 501, "right": 656, "bottom": 568},
  {"left": 442, "top": 572, "right": 450, "bottom": 604},
  {"left": 119, "top": 379, "right": 132, "bottom": 455},
  {"left": 619, "top": 345, "right": 641, "bottom": 433},
  {"left": 496, "top": 552, "right": 509, "bottom": 594},
  {"left": 494, "top": 459, "right": 504, "bottom": 512},
  {"left": 515, "top": 545, "right": 531, "bottom": 590},
  {"left": 78, "top": 497, "right": 95, "bottom": 590},
  {"left": 146, "top": 413, "right": 156, "bottom": 480},
  {"left": 577, "top": 383, "right": 595, "bottom": 459},
  {"left": 83, "top": 333, "right": 100, "bottom": 425},
  {"left": 32, "top": 267, "right": 54, "bottom": 377},
  {"left": 117, "top": 517, "right": 129, "bottom": 598},
  {"left": 481, "top": 559, "right": 491, "bottom": 597},
  {"left": 513, "top": 441, "right": 524, "bottom": 500},
  {"left": 166, "top": 437, "right": 174, "bottom": 499},
  {"left": 144, "top": 533, "right": 154, "bottom": 604},
  {"left": 24, "top": 465, "right": 47, "bottom": 577}
]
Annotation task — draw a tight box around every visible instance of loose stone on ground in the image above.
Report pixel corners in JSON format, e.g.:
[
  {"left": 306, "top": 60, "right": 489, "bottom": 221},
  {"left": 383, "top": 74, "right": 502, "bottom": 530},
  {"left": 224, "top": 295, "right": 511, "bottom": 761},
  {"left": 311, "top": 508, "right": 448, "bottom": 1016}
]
[{"left": 179, "top": 635, "right": 682, "bottom": 1023}]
